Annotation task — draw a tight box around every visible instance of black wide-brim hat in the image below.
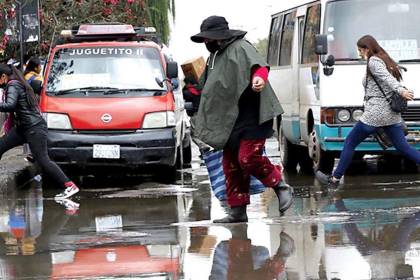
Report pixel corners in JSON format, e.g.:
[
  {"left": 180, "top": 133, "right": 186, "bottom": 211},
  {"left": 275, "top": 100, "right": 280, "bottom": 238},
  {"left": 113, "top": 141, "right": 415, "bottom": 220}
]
[{"left": 191, "top": 15, "right": 247, "bottom": 43}]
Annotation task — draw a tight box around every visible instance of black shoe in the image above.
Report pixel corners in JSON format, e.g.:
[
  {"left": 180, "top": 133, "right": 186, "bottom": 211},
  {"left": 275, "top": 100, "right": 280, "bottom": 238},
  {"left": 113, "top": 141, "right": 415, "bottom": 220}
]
[
  {"left": 213, "top": 205, "right": 248, "bottom": 223},
  {"left": 274, "top": 179, "right": 294, "bottom": 214},
  {"left": 315, "top": 171, "right": 339, "bottom": 188}
]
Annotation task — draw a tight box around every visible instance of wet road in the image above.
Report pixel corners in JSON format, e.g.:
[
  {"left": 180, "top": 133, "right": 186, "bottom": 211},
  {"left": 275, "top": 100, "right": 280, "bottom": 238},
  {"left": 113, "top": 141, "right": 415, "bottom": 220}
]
[{"left": 0, "top": 139, "right": 419, "bottom": 279}]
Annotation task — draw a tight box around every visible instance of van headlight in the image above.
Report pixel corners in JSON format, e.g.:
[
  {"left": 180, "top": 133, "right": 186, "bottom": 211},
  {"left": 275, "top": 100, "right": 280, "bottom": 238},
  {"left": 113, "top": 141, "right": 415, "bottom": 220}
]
[
  {"left": 142, "top": 111, "right": 176, "bottom": 128},
  {"left": 337, "top": 109, "right": 351, "bottom": 122},
  {"left": 352, "top": 109, "right": 364, "bottom": 121},
  {"left": 43, "top": 113, "right": 72, "bottom": 130}
]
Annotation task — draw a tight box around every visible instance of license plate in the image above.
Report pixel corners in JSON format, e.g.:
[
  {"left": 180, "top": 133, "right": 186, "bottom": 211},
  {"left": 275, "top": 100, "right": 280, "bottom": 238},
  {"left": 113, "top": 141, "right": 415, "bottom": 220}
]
[
  {"left": 95, "top": 215, "right": 123, "bottom": 232},
  {"left": 93, "top": 144, "right": 120, "bottom": 159}
]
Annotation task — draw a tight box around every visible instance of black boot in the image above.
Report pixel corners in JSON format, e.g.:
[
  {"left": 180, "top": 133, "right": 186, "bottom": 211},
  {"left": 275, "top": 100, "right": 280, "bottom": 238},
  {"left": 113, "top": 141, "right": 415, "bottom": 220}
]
[
  {"left": 213, "top": 205, "right": 248, "bottom": 223},
  {"left": 275, "top": 232, "right": 295, "bottom": 258},
  {"left": 274, "top": 179, "right": 294, "bottom": 214}
]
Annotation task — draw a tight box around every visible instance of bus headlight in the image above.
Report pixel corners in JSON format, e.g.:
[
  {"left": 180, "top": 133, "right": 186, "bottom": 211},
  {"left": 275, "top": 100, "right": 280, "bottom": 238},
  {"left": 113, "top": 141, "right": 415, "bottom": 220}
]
[
  {"left": 337, "top": 109, "right": 351, "bottom": 122},
  {"left": 142, "top": 111, "right": 176, "bottom": 128},
  {"left": 352, "top": 109, "right": 364, "bottom": 121},
  {"left": 43, "top": 113, "right": 72, "bottom": 130}
]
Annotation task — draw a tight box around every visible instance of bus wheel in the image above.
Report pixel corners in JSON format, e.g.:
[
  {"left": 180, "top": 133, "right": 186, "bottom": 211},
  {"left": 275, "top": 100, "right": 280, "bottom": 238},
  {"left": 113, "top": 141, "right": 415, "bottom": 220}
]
[
  {"left": 279, "top": 127, "right": 299, "bottom": 172},
  {"left": 297, "top": 146, "right": 314, "bottom": 174},
  {"left": 308, "top": 129, "right": 335, "bottom": 173}
]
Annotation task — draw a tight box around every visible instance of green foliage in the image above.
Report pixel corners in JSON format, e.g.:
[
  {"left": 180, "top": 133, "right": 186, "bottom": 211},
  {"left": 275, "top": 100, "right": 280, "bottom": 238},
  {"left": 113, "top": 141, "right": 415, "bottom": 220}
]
[
  {"left": 253, "top": 38, "right": 268, "bottom": 62},
  {"left": 0, "top": 0, "right": 174, "bottom": 60}
]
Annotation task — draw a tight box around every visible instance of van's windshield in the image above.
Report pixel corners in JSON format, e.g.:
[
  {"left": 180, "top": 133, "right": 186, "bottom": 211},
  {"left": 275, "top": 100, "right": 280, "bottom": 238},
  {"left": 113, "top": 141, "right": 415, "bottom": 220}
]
[
  {"left": 325, "top": 0, "right": 420, "bottom": 62},
  {"left": 46, "top": 46, "right": 167, "bottom": 96}
]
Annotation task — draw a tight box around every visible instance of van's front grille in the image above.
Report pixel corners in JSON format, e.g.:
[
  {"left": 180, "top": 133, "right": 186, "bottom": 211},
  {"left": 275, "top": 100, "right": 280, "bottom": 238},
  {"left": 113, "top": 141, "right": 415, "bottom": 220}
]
[
  {"left": 75, "top": 130, "right": 137, "bottom": 135},
  {"left": 402, "top": 106, "right": 420, "bottom": 122}
]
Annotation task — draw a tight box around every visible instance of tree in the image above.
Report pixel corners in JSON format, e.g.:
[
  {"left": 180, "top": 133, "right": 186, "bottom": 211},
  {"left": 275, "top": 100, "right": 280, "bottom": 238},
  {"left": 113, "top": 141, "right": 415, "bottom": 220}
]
[
  {"left": 253, "top": 38, "right": 268, "bottom": 62},
  {"left": 0, "top": 0, "right": 174, "bottom": 61}
]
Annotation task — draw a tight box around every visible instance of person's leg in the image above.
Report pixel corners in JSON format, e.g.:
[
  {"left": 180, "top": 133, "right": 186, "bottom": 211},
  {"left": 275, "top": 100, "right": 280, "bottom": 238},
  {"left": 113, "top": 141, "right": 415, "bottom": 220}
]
[
  {"left": 237, "top": 139, "right": 281, "bottom": 188},
  {"left": 0, "top": 127, "right": 25, "bottom": 159},
  {"left": 222, "top": 146, "right": 250, "bottom": 207},
  {"left": 238, "top": 139, "right": 293, "bottom": 213},
  {"left": 24, "top": 125, "right": 79, "bottom": 198},
  {"left": 213, "top": 146, "right": 248, "bottom": 223},
  {"left": 332, "top": 121, "right": 376, "bottom": 179},
  {"left": 384, "top": 123, "right": 420, "bottom": 164}
]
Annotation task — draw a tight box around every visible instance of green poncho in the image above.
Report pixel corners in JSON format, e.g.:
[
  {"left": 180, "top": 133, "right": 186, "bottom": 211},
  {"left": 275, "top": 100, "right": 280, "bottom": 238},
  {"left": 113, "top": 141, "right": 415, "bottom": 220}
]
[{"left": 193, "top": 38, "right": 283, "bottom": 150}]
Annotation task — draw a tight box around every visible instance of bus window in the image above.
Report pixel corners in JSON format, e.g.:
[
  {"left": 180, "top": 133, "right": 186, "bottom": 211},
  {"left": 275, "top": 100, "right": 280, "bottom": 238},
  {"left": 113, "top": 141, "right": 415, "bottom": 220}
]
[
  {"left": 325, "top": 0, "right": 420, "bottom": 62},
  {"left": 279, "top": 11, "right": 297, "bottom": 66},
  {"left": 267, "top": 16, "right": 283, "bottom": 66},
  {"left": 302, "top": 4, "right": 321, "bottom": 64}
]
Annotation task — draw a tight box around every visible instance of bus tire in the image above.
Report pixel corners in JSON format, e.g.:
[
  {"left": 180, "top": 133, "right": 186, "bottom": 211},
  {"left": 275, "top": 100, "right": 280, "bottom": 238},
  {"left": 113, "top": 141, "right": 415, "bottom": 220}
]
[
  {"left": 279, "top": 127, "right": 299, "bottom": 172},
  {"left": 308, "top": 129, "right": 335, "bottom": 173},
  {"left": 297, "top": 146, "right": 314, "bottom": 174}
]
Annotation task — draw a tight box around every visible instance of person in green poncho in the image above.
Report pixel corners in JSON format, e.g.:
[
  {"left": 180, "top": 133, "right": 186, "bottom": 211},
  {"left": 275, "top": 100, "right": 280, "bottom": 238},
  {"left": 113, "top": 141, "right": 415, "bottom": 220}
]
[{"left": 191, "top": 16, "right": 294, "bottom": 223}]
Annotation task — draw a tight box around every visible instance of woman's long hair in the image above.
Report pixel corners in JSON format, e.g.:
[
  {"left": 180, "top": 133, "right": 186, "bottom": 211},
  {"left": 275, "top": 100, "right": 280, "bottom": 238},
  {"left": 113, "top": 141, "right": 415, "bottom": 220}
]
[
  {"left": 0, "top": 63, "right": 38, "bottom": 108},
  {"left": 357, "top": 35, "right": 402, "bottom": 81},
  {"left": 23, "top": 56, "right": 41, "bottom": 76}
]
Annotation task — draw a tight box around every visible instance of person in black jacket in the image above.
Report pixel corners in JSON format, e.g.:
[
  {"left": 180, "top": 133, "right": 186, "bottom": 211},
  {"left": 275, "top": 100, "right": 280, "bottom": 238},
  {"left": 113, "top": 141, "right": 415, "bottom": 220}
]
[{"left": 0, "top": 63, "right": 79, "bottom": 199}]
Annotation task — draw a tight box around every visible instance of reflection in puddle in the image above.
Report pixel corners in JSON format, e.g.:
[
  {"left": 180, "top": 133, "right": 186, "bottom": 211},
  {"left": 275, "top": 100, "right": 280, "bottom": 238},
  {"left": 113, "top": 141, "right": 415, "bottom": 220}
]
[{"left": 0, "top": 138, "right": 419, "bottom": 279}]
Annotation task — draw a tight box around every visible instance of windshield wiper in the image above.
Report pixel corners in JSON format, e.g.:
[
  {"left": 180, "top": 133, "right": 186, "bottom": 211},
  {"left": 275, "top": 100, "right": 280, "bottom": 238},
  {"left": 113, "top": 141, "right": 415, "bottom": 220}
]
[
  {"left": 335, "top": 58, "right": 363, "bottom": 62},
  {"left": 53, "top": 86, "right": 119, "bottom": 96},
  {"left": 103, "top": 88, "right": 166, "bottom": 95},
  {"left": 399, "top": 59, "right": 420, "bottom": 63}
]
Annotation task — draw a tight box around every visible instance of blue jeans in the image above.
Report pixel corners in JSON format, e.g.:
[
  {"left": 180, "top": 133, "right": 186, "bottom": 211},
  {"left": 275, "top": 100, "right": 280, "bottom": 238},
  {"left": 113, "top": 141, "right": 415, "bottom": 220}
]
[{"left": 333, "top": 121, "right": 420, "bottom": 179}]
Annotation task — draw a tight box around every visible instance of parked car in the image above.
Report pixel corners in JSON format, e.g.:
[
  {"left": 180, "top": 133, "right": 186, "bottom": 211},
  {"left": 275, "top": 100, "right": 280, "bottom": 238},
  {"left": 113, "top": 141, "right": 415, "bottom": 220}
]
[{"left": 40, "top": 23, "right": 191, "bottom": 178}]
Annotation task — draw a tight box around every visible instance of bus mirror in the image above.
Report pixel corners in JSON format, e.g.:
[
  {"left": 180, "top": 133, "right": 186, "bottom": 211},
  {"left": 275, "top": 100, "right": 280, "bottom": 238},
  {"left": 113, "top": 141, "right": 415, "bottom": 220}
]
[
  {"left": 315, "top": 34, "right": 328, "bottom": 55},
  {"left": 167, "top": 61, "right": 178, "bottom": 79}
]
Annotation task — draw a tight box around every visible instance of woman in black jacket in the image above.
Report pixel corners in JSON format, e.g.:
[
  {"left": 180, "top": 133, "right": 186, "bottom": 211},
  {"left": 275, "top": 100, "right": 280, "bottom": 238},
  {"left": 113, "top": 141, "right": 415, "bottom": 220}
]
[{"left": 0, "top": 63, "right": 78, "bottom": 199}]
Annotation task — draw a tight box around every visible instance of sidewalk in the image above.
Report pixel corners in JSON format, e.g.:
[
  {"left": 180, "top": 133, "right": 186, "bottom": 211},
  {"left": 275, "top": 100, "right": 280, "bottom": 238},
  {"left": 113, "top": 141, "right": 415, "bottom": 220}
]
[{"left": 0, "top": 147, "right": 39, "bottom": 191}]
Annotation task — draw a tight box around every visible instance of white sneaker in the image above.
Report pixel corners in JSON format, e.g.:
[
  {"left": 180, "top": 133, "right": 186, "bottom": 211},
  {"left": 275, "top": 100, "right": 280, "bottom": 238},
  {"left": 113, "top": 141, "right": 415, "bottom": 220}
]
[
  {"left": 55, "top": 183, "right": 79, "bottom": 199},
  {"left": 54, "top": 198, "right": 80, "bottom": 215}
]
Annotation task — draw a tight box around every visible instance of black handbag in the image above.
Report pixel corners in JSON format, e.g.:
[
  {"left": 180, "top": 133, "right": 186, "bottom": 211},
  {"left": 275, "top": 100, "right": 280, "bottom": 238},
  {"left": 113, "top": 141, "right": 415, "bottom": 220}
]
[{"left": 370, "top": 74, "right": 408, "bottom": 113}]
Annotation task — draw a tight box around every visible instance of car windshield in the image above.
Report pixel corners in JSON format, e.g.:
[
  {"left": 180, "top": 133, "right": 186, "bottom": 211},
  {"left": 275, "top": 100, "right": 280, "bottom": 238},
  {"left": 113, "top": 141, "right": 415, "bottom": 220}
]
[
  {"left": 46, "top": 46, "right": 167, "bottom": 95},
  {"left": 325, "top": 0, "right": 420, "bottom": 62}
]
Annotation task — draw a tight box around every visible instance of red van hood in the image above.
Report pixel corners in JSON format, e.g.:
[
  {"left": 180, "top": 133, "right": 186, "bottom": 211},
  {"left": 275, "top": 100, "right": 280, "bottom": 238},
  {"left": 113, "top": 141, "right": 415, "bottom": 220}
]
[{"left": 42, "top": 96, "right": 169, "bottom": 130}]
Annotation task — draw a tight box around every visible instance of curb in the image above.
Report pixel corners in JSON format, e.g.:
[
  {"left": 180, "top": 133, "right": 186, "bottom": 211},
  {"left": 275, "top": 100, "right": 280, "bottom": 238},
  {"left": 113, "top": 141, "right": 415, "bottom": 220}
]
[{"left": 0, "top": 147, "right": 40, "bottom": 192}]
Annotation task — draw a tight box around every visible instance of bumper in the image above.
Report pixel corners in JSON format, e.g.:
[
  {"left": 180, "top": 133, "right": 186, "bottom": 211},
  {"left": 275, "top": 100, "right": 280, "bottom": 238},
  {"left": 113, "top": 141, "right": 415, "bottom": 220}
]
[
  {"left": 319, "top": 124, "right": 420, "bottom": 152},
  {"left": 47, "top": 128, "right": 177, "bottom": 167}
]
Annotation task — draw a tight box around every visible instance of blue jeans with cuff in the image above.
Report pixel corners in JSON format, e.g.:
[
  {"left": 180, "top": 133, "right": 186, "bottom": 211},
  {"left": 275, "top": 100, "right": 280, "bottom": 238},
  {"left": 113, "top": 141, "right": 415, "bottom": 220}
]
[{"left": 333, "top": 121, "right": 420, "bottom": 179}]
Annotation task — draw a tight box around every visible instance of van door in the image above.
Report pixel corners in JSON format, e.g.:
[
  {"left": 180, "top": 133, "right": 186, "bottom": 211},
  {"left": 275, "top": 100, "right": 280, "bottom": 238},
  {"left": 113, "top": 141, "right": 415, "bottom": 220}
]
[
  {"left": 277, "top": 10, "right": 298, "bottom": 143},
  {"left": 298, "top": 3, "right": 321, "bottom": 144}
]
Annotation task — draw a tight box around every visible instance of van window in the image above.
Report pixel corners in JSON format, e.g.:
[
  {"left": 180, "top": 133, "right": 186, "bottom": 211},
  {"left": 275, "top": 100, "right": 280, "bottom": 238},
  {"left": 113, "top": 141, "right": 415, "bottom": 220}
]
[
  {"left": 279, "top": 11, "right": 296, "bottom": 66},
  {"left": 325, "top": 0, "right": 420, "bottom": 62},
  {"left": 46, "top": 47, "right": 166, "bottom": 96},
  {"left": 302, "top": 4, "right": 321, "bottom": 64},
  {"left": 267, "top": 16, "right": 282, "bottom": 66}
]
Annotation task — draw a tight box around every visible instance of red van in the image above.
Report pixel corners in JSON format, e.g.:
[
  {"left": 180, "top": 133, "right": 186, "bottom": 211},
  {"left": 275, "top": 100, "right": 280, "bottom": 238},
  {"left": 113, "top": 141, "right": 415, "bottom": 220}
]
[{"left": 40, "top": 24, "right": 191, "bottom": 176}]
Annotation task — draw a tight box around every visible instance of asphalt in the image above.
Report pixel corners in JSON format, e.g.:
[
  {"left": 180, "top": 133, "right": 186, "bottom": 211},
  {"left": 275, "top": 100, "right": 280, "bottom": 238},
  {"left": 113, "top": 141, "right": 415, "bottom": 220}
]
[{"left": 0, "top": 147, "right": 38, "bottom": 191}]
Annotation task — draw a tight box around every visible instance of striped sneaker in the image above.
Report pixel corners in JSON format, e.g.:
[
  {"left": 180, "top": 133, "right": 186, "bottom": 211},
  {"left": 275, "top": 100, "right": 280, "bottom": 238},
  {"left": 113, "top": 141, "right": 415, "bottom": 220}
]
[{"left": 55, "top": 182, "right": 79, "bottom": 199}]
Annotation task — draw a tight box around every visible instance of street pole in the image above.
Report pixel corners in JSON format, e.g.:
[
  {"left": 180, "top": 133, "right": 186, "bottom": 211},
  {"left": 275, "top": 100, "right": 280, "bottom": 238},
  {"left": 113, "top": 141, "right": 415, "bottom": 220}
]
[{"left": 17, "top": 0, "right": 25, "bottom": 70}]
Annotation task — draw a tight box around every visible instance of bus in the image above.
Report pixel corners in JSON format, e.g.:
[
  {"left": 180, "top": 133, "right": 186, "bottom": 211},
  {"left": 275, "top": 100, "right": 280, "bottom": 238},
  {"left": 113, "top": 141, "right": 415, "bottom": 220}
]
[{"left": 268, "top": 0, "right": 420, "bottom": 173}]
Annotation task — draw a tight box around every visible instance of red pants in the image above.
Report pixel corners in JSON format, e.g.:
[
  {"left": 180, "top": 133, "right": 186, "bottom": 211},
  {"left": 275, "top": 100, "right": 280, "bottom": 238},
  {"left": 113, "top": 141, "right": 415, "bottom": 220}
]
[{"left": 222, "top": 139, "right": 282, "bottom": 207}]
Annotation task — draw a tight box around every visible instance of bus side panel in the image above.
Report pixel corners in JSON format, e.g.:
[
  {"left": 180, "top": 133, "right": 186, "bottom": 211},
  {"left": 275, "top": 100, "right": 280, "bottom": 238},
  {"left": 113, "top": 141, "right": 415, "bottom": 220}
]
[{"left": 270, "top": 67, "right": 301, "bottom": 144}]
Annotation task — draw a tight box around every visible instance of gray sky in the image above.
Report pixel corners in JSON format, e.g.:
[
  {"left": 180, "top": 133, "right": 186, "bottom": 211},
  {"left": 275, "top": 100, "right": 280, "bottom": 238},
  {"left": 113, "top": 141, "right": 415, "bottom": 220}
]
[{"left": 169, "top": 0, "right": 292, "bottom": 64}]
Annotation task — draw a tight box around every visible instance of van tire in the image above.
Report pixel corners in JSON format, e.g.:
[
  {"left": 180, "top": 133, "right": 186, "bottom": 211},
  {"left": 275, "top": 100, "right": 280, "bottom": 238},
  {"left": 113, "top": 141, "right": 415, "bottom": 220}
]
[
  {"left": 308, "top": 129, "right": 335, "bottom": 173},
  {"left": 279, "top": 126, "right": 299, "bottom": 172},
  {"left": 182, "top": 136, "right": 192, "bottom": 166},
  {"left": 297, "top": 146, "right": 314, "bottom": 174}
]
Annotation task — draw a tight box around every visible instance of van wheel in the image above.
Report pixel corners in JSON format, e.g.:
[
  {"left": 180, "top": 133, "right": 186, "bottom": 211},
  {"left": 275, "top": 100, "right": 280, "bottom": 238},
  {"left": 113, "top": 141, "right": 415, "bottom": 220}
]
[
  {"left": 279, "top": 126, "right": 299, "bottom": 172},
  {"left": 308, "top": 129, "right": 335, "bottom": 173},
  {"left": 182, "top": 136, "right": 192, "bottom": 166},
  {"left": 297, "top": 146, "right": 314, "bottom": 174}
]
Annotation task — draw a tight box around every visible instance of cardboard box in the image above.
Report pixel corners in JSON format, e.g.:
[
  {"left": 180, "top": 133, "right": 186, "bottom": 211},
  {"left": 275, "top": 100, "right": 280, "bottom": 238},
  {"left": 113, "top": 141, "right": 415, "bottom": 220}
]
[{"left": 181, "top": 56, "right": 206, "bottom": 84}]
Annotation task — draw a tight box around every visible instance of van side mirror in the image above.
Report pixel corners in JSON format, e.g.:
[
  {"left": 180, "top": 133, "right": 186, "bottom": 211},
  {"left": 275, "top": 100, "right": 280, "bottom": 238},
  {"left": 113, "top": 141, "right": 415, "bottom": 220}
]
[
  {"left": 315, "top": 34, "right": 328, "bottom": 55},
  {"left": 322, "top": 54, "right": 335, "bottom": 76},
  {"left": 167, "top": 61, "right": 178, "bottom": 79}
]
